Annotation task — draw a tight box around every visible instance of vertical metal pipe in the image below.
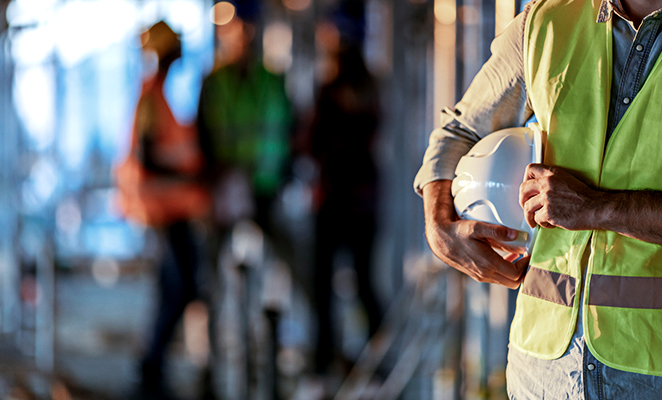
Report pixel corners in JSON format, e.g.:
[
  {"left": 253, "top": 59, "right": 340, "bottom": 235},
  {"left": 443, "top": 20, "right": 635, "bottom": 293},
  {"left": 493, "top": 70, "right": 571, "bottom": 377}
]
[
  {"left": 479, "top": 283, "right": 490, "bottom": 400},
  {"left": 453, "top": 274, "right": 466, "bottom": 400},
  {"left": 454, "top": 0, "right": 465, "bottom": 102},
  {"left": 35, "top": 238, "right": 54, "bottom": 372},
  {"left": 239, "top": 263, "right": 252, "bottom": 400}
]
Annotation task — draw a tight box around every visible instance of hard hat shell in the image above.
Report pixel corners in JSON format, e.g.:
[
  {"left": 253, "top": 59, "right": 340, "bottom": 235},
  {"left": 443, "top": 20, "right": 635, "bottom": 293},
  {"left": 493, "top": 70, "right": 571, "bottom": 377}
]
[
  {"left": 141, "top": 21, "right": 181, "bottom": 61},
  {"left": 452, "top": 124, "right": 543, "bottom": 251}
]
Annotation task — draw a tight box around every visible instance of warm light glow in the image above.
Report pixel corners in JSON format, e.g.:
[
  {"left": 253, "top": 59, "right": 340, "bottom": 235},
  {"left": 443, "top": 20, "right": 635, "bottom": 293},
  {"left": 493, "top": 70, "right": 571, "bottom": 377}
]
[
  {"left": 495, "top": 0, "right": 516, "bottom": 35},
  {"left": 209, "top": 2, "right": 235, "bottom": 26},
  {"left": 263, "top": 21, "right": 292, "bottom": 73},
  {"left": 183, "top": 301, "right": 211, "bottom": 367},
  {"left": 283, "top": 0, "right": 312, "bottom": 12},
  {"left": 434, "top": 0, "right": 456, "bottom": 129},
  {"left": 434, "top": 1, "right": 456, "bottom": 25}
]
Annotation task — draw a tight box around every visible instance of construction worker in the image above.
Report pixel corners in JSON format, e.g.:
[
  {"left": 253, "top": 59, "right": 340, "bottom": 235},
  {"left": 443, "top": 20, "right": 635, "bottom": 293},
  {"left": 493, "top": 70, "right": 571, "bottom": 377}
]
[
  {"left": 416, "top": 0, "right": 662, "bottom": 398},
  {"left": 115, "top": 21, "right": 210, "bottom": 399},
  {"left": 197, "top": 1, "right": 292, "bottom": 236},
  {"left": 309, "top": 44, "right": 383, "bottom": 375}
]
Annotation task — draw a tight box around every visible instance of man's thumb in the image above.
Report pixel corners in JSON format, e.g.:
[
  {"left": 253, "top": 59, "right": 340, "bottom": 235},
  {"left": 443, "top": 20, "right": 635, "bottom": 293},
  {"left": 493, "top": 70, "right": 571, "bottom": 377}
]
[{"left": 477, "top": 223, "right": 518, "bottom": 241}]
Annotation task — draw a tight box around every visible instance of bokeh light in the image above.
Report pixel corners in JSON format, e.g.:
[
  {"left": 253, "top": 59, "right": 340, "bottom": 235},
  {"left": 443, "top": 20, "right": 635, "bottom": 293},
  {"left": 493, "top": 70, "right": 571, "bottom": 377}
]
[
  {"left": 283, "top": 0, "right": 312, "bottom": 12},
  {"left": 92, "top": 258, "right": 120, "bottom": 288},
  {"left": 435, "top": 0, "right": 457, "bottom": 25},
  {"left": 209, "top": 1, "right": 235, "bottom": 26},
  {"left": 263, "top": 21, "right": 293, "bottom": 74}
]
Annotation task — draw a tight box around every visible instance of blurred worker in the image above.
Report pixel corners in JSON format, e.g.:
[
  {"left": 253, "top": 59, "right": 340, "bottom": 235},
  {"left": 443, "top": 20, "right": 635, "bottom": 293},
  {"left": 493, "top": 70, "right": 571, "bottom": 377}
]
[
  {"left": 115, "top": 21, "right": 211, "bottom": 400},
  {"left": 309, "top": 43, "right": 383, "bottom": 375},
  {"left": 197, "top": 1, "right": 292, "bottom": 236}
]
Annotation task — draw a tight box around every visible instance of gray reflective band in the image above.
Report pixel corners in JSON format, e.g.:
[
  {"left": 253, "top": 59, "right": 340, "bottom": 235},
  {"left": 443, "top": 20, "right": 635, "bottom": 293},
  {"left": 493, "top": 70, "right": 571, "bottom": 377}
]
[
  {"left": 588, "top": 274, "right": 662, "bottom": 309},
  {"left": 521, "top": 267, "right": 576, "bottom": 307}
]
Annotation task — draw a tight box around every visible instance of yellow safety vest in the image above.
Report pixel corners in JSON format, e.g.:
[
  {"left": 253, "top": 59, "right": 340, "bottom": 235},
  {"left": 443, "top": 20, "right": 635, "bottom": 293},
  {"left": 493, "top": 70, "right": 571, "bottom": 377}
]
[{"left": 509, "top": 0, "right": 662, "bottom": 375}]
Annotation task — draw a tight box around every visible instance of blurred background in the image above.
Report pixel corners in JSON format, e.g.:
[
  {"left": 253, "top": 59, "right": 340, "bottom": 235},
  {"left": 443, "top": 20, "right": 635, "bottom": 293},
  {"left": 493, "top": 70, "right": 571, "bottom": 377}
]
[{"left": 0, "top": 0, "right": 530, "bottom": 399}]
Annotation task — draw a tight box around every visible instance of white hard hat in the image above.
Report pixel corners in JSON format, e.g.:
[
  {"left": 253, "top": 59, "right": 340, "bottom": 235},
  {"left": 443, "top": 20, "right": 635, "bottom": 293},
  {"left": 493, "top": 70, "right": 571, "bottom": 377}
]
[{"left": 451, "top": 123, "right": 544, "bottom": 251}]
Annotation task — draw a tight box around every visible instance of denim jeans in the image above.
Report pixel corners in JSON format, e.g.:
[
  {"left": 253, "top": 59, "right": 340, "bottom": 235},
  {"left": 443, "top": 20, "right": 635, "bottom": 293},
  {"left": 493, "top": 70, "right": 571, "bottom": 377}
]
[{"left": 506, "top": 305, "right": 662, "bottom": 400}]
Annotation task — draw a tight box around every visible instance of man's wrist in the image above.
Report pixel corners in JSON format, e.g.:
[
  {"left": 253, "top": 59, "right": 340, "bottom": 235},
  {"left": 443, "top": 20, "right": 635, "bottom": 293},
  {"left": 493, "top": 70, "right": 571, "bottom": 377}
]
[
  {"left": 422, "top": 179, "right": 456, "bottom": 225},
  {"left": 590, "top": 190, "right": 627, "bottom": 232}
]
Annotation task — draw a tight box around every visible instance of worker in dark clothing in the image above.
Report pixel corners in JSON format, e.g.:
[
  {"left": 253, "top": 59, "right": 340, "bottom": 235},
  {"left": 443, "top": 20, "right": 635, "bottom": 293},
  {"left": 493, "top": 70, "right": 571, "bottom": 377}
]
[{"left": 310, "top": 45, "right": 383, "bottom": 374}]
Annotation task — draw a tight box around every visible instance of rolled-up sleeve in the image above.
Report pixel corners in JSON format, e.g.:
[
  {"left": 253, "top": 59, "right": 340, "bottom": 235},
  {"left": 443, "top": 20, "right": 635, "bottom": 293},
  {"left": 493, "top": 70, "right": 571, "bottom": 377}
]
[{"left": 413, "top": 7, "right": 535, "bottom": 195}]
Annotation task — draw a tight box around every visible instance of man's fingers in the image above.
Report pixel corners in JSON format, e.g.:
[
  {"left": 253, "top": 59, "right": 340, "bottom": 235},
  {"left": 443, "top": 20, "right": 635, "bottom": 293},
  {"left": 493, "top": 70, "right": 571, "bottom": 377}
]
[
  {"left": 535, "top": 209, "right": 555, "bottom": 229},
  {"left": 481, "top": 249, "right": 525, "bottom": 282},
  {"left": 525, "top": 163, "right": 554, "bottom": 180},
  {"left": 519, "top": 178, "right": 541, "bottom": 209},
  {"left": 469, "top": 221, "right": 519, "bottom": 242},
  {"left": 514, "top": 255, "right": 531, "bottom": 280},
  {"left": 487, "top": 254, "right": 529, "bottom": 289},
  {"left": 468, "top": 268, "right": 520, "bottom": 289},
  {"left": 488, "top": 237, "right": 527, "bottom": 255},
  {"left": 523, "top": 195, "right": 545, "bottom": 228}
]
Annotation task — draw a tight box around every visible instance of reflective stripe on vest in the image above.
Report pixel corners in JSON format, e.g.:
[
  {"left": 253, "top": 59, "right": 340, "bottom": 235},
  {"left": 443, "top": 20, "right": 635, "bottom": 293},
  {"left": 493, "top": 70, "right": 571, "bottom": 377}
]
[
  {"left": 523, "top": 268, "right": 662, "bottom": 309},
  {"left": 521, "top": 267, "right": 575, "bottom": 307},
  {"left": 589, "top": 275, "right": 662, "bottom": 309},
  {"left": 509, "top": 0, "right": 662, "bottom": 375}
]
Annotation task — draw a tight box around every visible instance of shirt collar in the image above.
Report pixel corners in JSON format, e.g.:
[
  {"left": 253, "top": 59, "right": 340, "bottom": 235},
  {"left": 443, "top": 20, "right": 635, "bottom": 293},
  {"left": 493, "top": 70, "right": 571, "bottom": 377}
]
[
  {"left": 597, "top": 0, "right": 662, "bottom": 23},
  {"left": 597, "top": 0, "right": 627, "bottom": 23}
]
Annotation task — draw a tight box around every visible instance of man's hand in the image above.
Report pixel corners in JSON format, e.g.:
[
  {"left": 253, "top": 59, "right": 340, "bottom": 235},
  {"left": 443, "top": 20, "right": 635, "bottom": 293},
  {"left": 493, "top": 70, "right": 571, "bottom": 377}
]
[
  {"left": 518, "top": 163, "right": 662, "bottom": 245},
  {"left": 519, "top": 164, "right": 600, "bottom": 230},
  {"left": 423, "top": 180, "right": 529, "bottom": 289}
]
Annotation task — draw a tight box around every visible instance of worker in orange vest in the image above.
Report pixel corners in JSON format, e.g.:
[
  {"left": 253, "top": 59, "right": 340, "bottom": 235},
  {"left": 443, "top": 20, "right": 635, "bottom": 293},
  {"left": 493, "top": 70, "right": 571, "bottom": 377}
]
[
  {"left": 116, "top": 21, "right": 210, "bottom": 226},
  {"left": 115, "top": 21, "right": 211, "bottom": 399}
]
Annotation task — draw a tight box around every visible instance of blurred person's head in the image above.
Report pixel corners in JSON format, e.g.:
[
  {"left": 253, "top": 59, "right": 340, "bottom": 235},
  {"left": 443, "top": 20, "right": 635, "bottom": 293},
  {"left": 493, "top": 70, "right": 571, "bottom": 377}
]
[
  {"left": 141, "top": 21, "right": 181, "bottom": 74},
  {"left": 212, "top": 0, "right": 259, "bottom": 68},
  {"left": 332, "top": 0, "right": 365, "bottom": 49},
  {"left": 215, "top": 16, "right": 255, "bottom": 66},
  {"left": 316, "top": 0, "right": 366, "bottom": 83},
  {"left": 337, "top": 45, "right": 369, "bottom": 83}
]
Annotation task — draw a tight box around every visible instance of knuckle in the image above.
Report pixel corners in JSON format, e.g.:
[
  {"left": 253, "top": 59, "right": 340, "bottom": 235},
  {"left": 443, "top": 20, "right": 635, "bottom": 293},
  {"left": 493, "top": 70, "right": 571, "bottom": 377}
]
[
  {"left": 537, "top": 211, "right": 551, "bottom": 226},
  {"left": 474, "top": 267, "right": 493, "bottom": 281},
  {"left": 544, "top": 177, "right": 555, "bottom": 190},
  {"left": 495, "top": 225, "right": 508, "bottom": 238},
  {"left": 464, "top": 221, "right": 479, "bottom": 238},
  {"left": 490, "top": 225, "right": 505, "bottom": 240},
  {"left": 453, "top": 222, "right": 468, "bottom": 238},
  {"left": 473, "top": 270, "right": 488, "bottom": 282}
]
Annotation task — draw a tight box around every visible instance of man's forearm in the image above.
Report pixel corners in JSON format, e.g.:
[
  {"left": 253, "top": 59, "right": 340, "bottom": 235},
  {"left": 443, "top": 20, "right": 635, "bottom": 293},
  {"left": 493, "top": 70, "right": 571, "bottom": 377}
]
[
  {"left": 422, "top": 180, "right": 456, "bottom": 224},
  {"left": 595, "top": 190, "right": 662, "bottom": 245}
]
